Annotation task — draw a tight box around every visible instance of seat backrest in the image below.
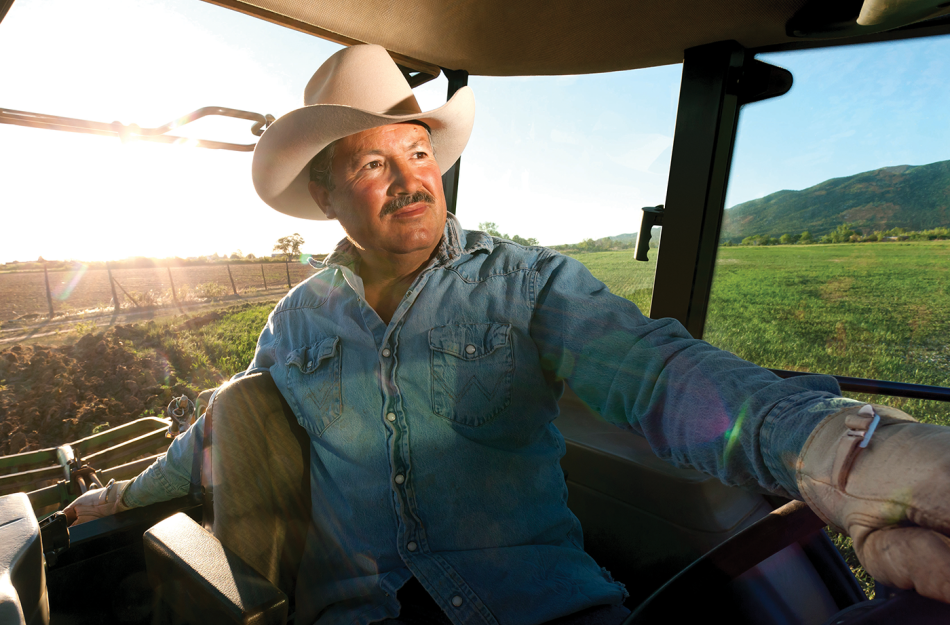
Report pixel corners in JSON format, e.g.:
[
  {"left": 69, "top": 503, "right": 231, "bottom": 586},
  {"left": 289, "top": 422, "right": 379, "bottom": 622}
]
[{"left": 201, "top": 371, "right": 311, "bottom": 597}]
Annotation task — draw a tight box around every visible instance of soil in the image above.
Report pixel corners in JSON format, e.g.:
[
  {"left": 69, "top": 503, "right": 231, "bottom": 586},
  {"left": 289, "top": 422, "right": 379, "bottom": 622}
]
[{"left": 0, "top": 325, "right": 197, "bottom": 455}]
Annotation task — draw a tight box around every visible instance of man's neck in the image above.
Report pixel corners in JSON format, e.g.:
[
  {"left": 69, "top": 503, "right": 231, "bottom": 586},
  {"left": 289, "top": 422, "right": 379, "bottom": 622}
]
[{"left": 356, "top": 244, "right": 439, "bottom": 324}]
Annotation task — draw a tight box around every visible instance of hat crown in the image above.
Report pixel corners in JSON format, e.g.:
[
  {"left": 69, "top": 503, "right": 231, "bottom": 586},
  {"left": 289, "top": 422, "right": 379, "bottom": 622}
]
[{"left": 303, "top": 45, "right": 422, "bottom": 116}]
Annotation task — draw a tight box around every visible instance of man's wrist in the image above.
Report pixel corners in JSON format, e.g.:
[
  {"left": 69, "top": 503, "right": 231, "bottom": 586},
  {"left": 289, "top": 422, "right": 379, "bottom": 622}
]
[{"left": 760, "top": 392, "right": 863, "bottom": 499}]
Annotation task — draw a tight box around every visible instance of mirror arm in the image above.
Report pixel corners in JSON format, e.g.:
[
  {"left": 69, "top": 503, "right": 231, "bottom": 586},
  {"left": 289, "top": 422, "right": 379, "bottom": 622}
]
[{"left": 0, "top": 106, "right": 275, "bottom": 152}]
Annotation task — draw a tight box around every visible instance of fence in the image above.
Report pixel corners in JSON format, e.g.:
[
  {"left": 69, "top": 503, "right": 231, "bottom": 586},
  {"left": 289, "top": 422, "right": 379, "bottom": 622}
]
[{"left": 0, "top": 261, "right": 321, "bottom": 323}]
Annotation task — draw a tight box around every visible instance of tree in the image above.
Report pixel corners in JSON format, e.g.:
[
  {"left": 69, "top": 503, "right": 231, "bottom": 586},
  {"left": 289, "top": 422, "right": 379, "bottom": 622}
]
[
  {"left": 478, "top": 222, "right": 503, "bottom": 238},
  {"left": 779, "top": 234, "right": 793, "bottom": 245},
  {"left": 510, "top": 234, "right": 539, "bottom": 246},
  {"left": 828, "top": 223, "right": 857, "bottom": 244},
  {"left": 799, "top": 231, "right": 813, "bottom": 244},
  {"left": 274, "top": 233, "right": 305, "bottom": 259},
  {"left": 478, "top": 222, "right": 538, "bottom": 246}
]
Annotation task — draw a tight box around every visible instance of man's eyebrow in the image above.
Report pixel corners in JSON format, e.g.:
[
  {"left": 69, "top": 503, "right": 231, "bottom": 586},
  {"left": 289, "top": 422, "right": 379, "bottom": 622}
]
[{"left": 348, "top": 140, "right": 431, "bottom": 163}]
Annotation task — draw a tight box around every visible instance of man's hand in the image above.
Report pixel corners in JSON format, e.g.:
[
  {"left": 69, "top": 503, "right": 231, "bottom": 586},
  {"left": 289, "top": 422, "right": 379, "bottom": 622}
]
[
  {"left": 63, "top": 478, "right": 132, "bottom": 525},
  {"left": 798, "top": 404, "right": 950, "bottom": 603}
]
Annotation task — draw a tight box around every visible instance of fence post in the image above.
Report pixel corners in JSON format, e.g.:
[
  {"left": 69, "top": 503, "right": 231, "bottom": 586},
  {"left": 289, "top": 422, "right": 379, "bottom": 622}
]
[
  {"left": 167, "top": 266, "right": 182, "bottom": 310},
  {"left": 226, "top": 264, "right": 238, "bottom": 296},
  {"left": 285, "top": 262, "right": 291, "bottom": 288},
  {"left": 107, "top": 262, "right": 120, "bottom": 312},
  {"left": 260, "top": 263, "right": 267, "bottom": 290},
  {"left": 43, "top": 261, "right": 55, "bottom": 318}
]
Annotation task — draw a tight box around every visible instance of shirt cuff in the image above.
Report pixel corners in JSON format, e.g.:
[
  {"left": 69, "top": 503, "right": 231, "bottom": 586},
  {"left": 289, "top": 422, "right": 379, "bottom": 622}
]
[{"left": 759, "top": 390, "right": 863, "bottom": 499}]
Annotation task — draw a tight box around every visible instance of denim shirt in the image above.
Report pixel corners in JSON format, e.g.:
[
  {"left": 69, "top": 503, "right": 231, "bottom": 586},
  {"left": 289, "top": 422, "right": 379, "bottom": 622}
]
[{"left": 125, "top": 213, "right": 859, "bottom": 625}]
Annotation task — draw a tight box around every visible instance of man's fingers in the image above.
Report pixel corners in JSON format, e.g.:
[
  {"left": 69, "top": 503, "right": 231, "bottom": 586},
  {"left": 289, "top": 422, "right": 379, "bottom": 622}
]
[
  {"left": 63, "top": 505, "right": 78, "bottom": 525},
  {"left": 858, "top": 526, "right": 950, "bottom": 603}
]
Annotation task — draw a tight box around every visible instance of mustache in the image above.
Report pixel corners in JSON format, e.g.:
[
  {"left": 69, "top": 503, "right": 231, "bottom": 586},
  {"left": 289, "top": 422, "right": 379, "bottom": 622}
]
[{"left": 380, "top": 190, "right": 435, "bottom": 217}]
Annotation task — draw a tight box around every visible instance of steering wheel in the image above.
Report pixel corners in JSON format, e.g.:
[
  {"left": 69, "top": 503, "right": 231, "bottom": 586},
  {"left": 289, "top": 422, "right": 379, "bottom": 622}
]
[{"left": 624, "top": 500, "right": 950, "bottom": 625}]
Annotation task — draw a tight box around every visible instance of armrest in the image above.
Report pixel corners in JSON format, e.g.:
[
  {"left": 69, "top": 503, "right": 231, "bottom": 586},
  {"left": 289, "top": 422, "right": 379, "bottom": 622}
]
[{"left": 144, "top": 512, "right": 288, "bottom": 625}]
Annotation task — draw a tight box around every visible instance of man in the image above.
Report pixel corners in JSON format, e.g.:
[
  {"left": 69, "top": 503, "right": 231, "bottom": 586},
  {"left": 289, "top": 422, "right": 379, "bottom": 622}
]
[{"left": 67, "top": 44, "right": 950, "bottom": 625}]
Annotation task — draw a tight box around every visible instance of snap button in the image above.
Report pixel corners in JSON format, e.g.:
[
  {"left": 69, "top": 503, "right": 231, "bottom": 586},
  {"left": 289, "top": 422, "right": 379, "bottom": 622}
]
[
  {"left": 382, "top": 348, "right": 391, "bottom": 357},
  {"left": 307, "top": 361, "right": 313, "bottom": 368},
  {"left": 465, "top": 344, "right": 476, "bottom": 355},
  {"left": 386, "top": 412, "right": 397, "bottom": 422},
  {"left": 452, "top": 596, "right": 463, "bottom": 607},
  {"left": 394, "top": 474, "right": 405, "bottom": 485},
  {"left": 407, "top": 542, "right": 417, "bottom": 552}
]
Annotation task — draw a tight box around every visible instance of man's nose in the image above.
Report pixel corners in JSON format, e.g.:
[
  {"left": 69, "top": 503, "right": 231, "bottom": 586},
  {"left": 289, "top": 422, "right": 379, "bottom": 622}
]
[{"left": 388, "top": 159, "right": 423, "bottom": 194}]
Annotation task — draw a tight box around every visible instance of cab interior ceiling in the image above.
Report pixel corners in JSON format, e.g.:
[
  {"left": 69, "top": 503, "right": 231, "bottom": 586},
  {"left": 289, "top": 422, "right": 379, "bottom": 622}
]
[{"left": 200, "top": 0, "right": 950, "bottom": 77}]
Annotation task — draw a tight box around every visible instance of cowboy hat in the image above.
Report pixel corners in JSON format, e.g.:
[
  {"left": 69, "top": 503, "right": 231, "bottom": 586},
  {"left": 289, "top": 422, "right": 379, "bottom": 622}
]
[{"left": 252, "top": 44, "right": 475, "bottom": 220}]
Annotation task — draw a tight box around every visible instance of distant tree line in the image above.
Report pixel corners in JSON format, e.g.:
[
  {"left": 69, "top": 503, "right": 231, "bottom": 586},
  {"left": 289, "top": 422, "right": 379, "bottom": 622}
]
[
  {"left": 2, "top": 233, "right": 323, "bottom": 274},
  {"left": 553, "top": 237, "right": 634, "bottom": 253},
  {"left": 478, "top": 222, "right": 539, "bottom": 247},
  {"left": 723, "top": 225, "right": 950, "bottom": 247}
]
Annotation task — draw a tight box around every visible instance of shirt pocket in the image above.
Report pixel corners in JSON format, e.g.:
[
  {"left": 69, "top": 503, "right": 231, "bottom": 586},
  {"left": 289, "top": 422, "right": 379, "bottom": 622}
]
[
  {"left": 284, "top": 336, "right": 342, "bottom": 437},
  {"left": 429, "top": 323, "right": 513, "bottom": 427}
]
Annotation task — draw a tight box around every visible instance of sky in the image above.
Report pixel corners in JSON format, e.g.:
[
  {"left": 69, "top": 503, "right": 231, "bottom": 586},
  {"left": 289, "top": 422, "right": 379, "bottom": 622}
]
[{"left": 1, "top": 0, "right": 949, "bottom": 263}]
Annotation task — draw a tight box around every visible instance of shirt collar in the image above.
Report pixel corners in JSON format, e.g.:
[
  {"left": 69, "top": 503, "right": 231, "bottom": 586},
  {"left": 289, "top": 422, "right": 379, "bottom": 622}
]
[{"left": 319, "top": 213, "right": 495, "bottom": 272}]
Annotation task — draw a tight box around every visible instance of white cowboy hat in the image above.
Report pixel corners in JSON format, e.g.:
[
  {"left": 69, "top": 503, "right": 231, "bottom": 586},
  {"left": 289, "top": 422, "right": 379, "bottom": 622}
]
[{"left": 252, "top": 44, "right": 475, "bottom": 220}]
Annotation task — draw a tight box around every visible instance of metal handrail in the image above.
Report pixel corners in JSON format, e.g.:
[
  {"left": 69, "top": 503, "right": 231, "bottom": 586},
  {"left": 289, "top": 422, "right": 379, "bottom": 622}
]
[
  {"left": 0, "top": 416, "right": 171, "bottom": 475},
  {"left": 0, "top": 427, "right": 171, "bottom": 496},
  {"left": 770, "top": 369, "right": 950, "bottom": 403},
  {"left": 0, "top": 106, "right": 275, "bottom": 151}
]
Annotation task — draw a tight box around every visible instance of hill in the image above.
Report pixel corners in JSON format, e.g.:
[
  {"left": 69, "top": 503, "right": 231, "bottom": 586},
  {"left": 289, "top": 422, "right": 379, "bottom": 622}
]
[{"left": 721, "top": 159, "right": 950, "bottom": 243}]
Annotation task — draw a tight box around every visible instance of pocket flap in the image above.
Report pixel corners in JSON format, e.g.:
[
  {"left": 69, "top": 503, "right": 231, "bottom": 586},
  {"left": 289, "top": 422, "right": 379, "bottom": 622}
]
[
  {"left": 286, "top": 336, "right": 340, "bottom": 374},
  {"left": 429, "top": 323, "right": 510, "bottom": 360}
]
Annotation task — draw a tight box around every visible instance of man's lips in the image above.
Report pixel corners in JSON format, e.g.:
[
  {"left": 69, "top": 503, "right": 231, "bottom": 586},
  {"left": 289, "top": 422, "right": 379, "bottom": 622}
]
[
  {"left": 389, "top": 202, "right": 429, "bottom": 218},
  {"left": 380, "top": 190, "right": 436, "bottom": 218}
]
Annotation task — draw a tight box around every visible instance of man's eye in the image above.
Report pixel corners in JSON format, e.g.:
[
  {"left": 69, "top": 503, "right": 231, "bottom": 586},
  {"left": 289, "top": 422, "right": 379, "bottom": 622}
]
[
  {"left": 363, "top": 160, "right": 381, "bottom": 170},
  {"left": 413, "top": 151, "right": 429, "bottom": 159}
]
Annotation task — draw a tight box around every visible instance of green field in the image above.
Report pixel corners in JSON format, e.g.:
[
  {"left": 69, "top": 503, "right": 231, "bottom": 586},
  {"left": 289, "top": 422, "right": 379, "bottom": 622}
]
[{"left": 572, "top": 241, "right": 950, "bottom": 427}]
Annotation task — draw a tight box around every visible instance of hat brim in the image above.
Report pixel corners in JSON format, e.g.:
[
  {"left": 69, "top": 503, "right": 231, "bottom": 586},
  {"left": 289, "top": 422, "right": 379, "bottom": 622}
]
[{"left": 252, "top": 86, "right": 475, "bottom": 220}]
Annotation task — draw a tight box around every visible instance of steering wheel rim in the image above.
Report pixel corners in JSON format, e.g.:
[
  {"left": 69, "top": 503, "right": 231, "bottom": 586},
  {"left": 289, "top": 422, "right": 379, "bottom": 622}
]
[{"left": 623, "top": 500, "right": 950, "bottom": 625}]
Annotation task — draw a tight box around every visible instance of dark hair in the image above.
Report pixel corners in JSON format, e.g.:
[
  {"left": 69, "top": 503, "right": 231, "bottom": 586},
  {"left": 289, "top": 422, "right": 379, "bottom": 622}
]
[
  {"left": 307, "top": 121, "right": 434, "bottom": 192},
  {"left": 309, "top": 141, "right": 337, "bottom": 192}
]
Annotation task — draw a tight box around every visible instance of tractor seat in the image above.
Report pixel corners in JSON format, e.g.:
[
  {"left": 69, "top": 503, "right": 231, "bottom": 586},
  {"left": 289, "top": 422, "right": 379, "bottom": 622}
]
[{"left": 144, "top": 371, "right": 310, "bottom": 624}]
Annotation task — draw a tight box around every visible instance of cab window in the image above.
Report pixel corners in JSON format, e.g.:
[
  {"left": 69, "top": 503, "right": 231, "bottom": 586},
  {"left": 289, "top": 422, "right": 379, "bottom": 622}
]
[
  {"left": 459, "top": 67, "right": 682, "bottom": 314},
  {"left": 705, "top": 36, "right": 950, "bottom": 423}
]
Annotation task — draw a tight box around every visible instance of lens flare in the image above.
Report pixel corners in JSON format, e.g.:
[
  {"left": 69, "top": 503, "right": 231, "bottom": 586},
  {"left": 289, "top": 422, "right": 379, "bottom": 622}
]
[
  {"left": 721, "top": 406, "right": 748, "bottom": 465},
  {"left": 53, "top": 263, "right": 88, "bottom": 301}
]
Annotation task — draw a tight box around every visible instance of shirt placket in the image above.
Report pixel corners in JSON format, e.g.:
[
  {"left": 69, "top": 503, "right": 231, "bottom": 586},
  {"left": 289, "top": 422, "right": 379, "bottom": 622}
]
[{"left": 377, "top": 264, "right": 490, "bottom": 625}]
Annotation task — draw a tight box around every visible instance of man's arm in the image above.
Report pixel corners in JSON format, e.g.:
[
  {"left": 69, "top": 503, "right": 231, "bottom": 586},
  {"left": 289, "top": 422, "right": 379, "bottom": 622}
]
[
  {"left": 530, "top": 251, "right": 950, "bottom": 603},
  {"left": 64, "top": 413, "right": 203, "bottom": 523},
  {"left": 122, "top": 414, "right": 203, "bottom": 506},
  {"left": 529, "top": 250, "right": 855, "bottom": 498}
]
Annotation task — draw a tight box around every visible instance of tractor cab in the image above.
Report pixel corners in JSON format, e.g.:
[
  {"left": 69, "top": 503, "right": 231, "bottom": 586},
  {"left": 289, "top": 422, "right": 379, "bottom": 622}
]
[{"left": 1, "top": 0, "right": 950, "bottom": 623}]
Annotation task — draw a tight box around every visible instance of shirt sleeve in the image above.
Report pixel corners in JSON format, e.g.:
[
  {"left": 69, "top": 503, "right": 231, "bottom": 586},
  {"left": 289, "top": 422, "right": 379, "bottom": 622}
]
[
  {"left": 122, "top": 414, "right": 203, "bottom": 508},
  {"left": 528, "top": 251, "right": 860, "bottom": 499}
]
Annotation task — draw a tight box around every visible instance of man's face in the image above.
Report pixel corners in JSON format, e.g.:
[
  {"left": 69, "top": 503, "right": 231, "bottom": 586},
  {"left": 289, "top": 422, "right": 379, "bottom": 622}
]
[{"left": 309, "top": 123, "right": 447, "bottom": 258}]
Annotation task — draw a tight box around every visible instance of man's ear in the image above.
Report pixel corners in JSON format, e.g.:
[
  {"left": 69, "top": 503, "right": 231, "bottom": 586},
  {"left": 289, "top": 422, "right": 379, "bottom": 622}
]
[{"left": 308, "top": 180, "right": 335, "bottom": 220}]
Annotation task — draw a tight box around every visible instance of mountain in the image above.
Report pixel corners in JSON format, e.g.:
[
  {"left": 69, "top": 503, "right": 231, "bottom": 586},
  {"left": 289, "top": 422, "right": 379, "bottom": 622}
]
[
  {"left": 720, "top": 159, "right": 950, "bottom": 242},
  {"left": 609, "top": 232, "right": 638, "bottom": 244}
]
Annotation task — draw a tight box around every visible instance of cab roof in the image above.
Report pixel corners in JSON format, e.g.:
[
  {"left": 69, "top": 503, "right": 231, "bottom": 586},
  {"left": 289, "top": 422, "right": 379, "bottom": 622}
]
[{"left": 204, "top": 0, "right": 950, "bottom": 76}]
